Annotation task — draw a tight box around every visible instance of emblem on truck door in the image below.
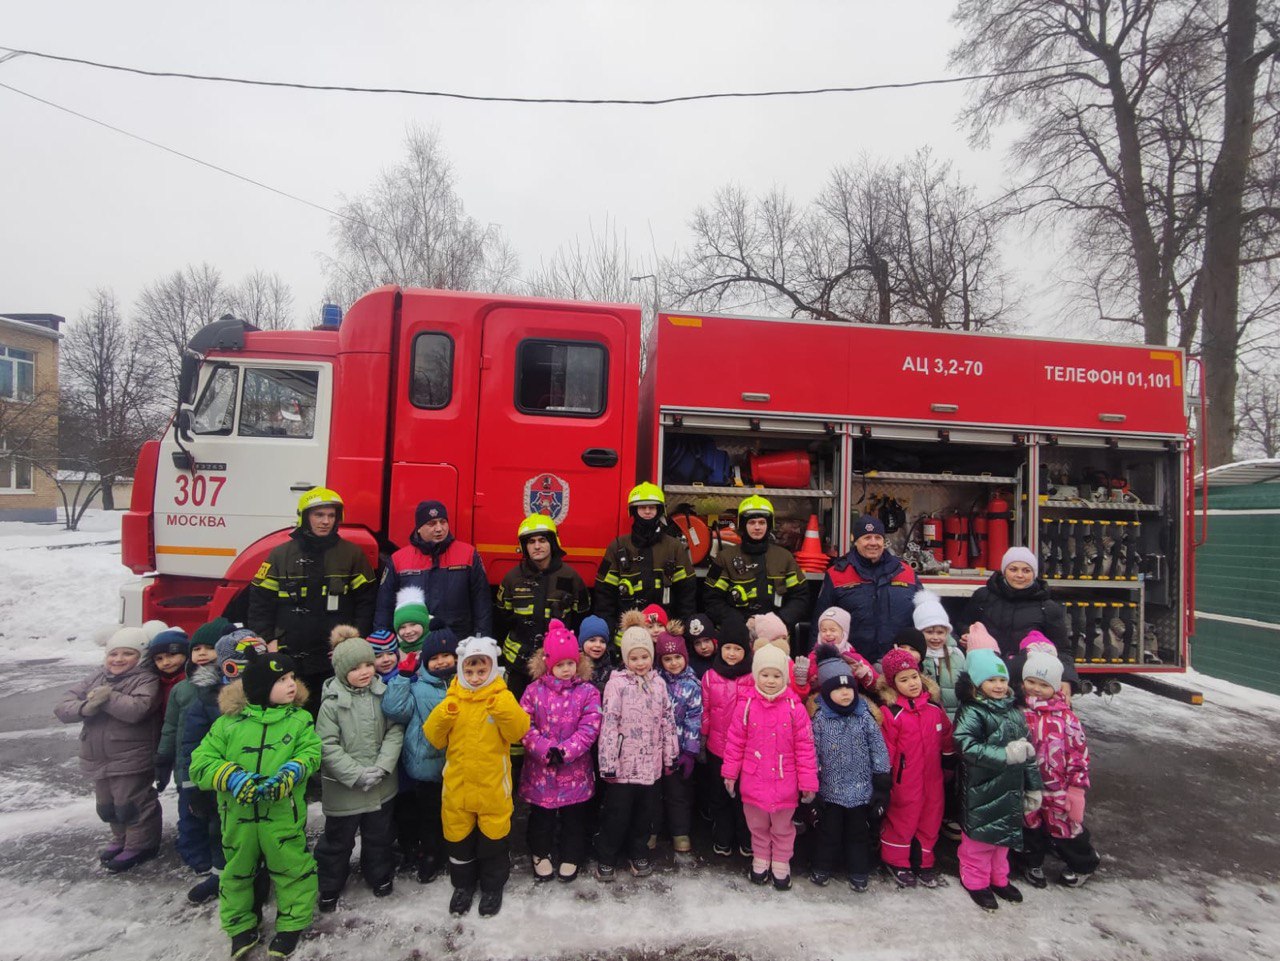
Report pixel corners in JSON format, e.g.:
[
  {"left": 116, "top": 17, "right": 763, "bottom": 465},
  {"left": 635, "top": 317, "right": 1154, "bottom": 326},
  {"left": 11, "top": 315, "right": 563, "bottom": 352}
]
[{"left": 523, "top": 472, "right": 570, "bottom": 524}]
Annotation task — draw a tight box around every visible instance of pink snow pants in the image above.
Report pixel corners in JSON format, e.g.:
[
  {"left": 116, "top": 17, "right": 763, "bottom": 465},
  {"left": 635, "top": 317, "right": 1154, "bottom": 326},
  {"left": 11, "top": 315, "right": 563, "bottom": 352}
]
[
  {"left": 958, "top": 832, "right": 1010, "bottom": 890},
  {"left": 743, "top": 803, "right": 797, "bottom": 864}
]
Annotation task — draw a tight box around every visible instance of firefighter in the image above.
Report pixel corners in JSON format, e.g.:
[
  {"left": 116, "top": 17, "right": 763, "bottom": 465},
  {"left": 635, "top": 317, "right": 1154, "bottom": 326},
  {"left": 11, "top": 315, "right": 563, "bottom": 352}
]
[
  {"left": 592, "top": 482, "right": 695, "bottom": 639},
  {"left": 247, "top": 487, "right": 377, "bottom": 713},
  {"left": 495, "top": 514, "right": 590, "bottom": 699},
  {"left": 374, "top": 500, "right": 491, "bottom": 647},
  {"left": 704, "top": 494, "right": 808, "bottom": 646}
]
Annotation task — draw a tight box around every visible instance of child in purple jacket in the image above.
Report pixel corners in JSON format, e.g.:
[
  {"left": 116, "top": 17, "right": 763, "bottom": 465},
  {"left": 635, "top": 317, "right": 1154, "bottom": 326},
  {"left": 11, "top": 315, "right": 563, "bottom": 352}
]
[{"left": 518, "top": 620, "right": 602, "bottom": 883}]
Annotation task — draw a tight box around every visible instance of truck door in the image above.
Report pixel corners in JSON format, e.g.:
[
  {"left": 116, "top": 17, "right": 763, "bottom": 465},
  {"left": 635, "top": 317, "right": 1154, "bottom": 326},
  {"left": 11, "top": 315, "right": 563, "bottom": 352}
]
[
  {"left": 473, "top": 305, "right": 629, "bottom": 583},
  {"left": 153, "top": 361, "right": 332, "bottom": 578}
]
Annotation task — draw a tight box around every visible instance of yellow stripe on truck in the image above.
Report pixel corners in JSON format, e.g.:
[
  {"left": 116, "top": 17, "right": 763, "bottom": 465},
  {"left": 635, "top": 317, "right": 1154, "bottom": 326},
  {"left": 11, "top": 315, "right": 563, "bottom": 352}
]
[{"left": 156, "top": 545, "right": 239, "bottom": 557}]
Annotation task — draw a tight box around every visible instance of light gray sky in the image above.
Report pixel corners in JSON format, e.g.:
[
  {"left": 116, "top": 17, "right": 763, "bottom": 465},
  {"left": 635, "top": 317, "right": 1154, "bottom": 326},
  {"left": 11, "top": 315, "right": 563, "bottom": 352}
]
[{"left": 1, "top": 0, "right": 1056, "bottom": 327}]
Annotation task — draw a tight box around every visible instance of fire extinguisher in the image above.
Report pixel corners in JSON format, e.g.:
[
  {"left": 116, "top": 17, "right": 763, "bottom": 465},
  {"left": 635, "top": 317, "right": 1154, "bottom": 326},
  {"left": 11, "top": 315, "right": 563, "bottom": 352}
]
[
  {"left": 943, "top": 514, "right": 968, "bottom": 568},
  {"left": 921, "top": 514, "right": 944, "bottom": 563},
  {"left": 986, "top": 491, "right": 1012, "bottom": 572}
]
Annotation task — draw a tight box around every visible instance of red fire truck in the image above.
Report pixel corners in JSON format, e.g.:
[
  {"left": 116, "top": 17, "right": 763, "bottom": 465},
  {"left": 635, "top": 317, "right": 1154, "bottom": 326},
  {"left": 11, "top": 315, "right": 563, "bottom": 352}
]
[{"left": 121, "top": 286, "right": 1199, "bottom": 684}]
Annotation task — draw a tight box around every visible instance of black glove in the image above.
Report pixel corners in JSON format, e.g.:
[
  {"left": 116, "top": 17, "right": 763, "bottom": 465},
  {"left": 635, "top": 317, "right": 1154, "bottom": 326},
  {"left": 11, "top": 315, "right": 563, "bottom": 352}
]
[
  {"left": 154, "top": 760, "right": 173, "bottom": 794},
  {"left": 870, "top": 773, "right": 891, "bottom": 821},
  {"left": 188, "top": 789, "right": 216, "bottom": 819},
  {"left": 546, "top": 747, "right": 565, "bottom": 767}
]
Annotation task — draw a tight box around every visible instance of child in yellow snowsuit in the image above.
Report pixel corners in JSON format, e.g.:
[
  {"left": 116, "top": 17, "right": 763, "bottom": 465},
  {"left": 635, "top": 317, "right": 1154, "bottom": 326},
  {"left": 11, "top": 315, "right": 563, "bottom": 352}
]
[{"left": 424, "top": 635, "right": 529, "bottom": 919}]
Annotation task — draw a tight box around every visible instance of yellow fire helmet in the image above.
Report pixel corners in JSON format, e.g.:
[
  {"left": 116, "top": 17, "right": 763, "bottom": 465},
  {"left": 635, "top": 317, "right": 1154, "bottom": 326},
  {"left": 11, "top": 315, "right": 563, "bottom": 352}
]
[
  {"left": 517, "top": 513, "right": 558, "bottom": 542},
  {"left": 296, "top": 487, "right": 344, "bottom": 527},
  {"left": 627, "top": 481, "right": 666, "bottom": 509},
  {"left": 738, "top": 494, "right": 775, "bottom": 525}
]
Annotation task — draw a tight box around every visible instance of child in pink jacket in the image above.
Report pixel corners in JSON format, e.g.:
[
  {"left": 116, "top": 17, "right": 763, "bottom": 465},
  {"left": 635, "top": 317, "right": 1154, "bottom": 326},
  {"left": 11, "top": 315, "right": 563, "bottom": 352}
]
[
  {"left": 594, "top": 623, "right": 678, "bottom": 881},
  {"left": 1020, "top": 651, "right": 1101, "bottom": 888},
  {"left": 700, "top": 620, "right": 754, "bottom": 857},
  {"left": 721, "top": 639, "right": 819, "bottom": 891}
]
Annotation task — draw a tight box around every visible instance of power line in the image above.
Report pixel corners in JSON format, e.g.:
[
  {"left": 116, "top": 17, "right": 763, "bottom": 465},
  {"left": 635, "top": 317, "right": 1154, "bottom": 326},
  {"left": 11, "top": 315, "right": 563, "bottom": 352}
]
[{"left": 0, "top": 45, "right": 1093, "bottom": 106}]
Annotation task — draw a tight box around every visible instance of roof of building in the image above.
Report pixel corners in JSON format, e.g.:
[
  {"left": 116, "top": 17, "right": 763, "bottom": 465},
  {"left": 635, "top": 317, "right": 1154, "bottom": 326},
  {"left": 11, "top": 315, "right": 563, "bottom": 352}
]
[
  {"left": 0, "top": 313, "right": 63, "bottom": 340},
  {"left": 1203, "top": 459, "right": 1280, "bottom": 487}
]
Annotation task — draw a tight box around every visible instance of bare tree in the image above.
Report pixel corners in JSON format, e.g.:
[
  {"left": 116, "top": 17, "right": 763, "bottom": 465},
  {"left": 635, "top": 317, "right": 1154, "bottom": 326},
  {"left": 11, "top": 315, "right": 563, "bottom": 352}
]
[
  {"left": 525, "top": 218, "right": 651, "bottom": 304},
  {"left": 1237, "top": 365, "right": 1280, "bottom": 457},
  {"left": 665, "top": 155, "right": 1011, "bottom": 328},
  {"left": 322, "top": 126, "right": 518, "bottom": 306},
  {"left": 59, "top": 289, "right": 163, "bottom": 520},
  {"left": 228, "top": 270, "right": 296, "bottom": 330},
  {"left": 951, "top": 0, "right": 1280, "bottom": 464},
  {"left": 135, "top": 263, "right": 231, "bottom": 396}
]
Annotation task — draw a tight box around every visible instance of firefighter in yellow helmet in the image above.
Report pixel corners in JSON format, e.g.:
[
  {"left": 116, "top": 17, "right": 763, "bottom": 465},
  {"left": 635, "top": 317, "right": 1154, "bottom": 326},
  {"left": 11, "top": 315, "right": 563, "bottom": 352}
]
[
  {"left": 592, "top": 482, "right": 695, "bottom": 639},
  {"left": 704, "top": 494, "right": 808, "bottom": 648},
  {"left": 247, "top": 487, "right": 376, "bottom": 713},
  {"left": 494, "top": 513, "right": 590, "bottom": 699}
]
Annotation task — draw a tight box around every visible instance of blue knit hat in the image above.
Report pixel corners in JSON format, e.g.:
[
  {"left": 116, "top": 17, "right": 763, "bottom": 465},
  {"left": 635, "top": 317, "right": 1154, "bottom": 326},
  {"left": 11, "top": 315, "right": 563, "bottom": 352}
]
[
  {"left": 148, "top": 628, "right": 190, "bottom": 658},
  {"left": 967, "top": 649, "right": 1009, "bottom": 688},
  {"left": 578, "top": 615, "right": 609, "bottom": 643},
  {"left": 368, "top": 628, "right": 399, "bottom": 658}
]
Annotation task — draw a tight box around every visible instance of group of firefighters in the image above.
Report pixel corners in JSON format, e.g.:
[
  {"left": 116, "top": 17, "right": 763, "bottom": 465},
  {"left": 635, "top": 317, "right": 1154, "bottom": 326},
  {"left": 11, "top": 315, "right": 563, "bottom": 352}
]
[{"left": 246, "top": 483, "right": 814, "bottom": 701}]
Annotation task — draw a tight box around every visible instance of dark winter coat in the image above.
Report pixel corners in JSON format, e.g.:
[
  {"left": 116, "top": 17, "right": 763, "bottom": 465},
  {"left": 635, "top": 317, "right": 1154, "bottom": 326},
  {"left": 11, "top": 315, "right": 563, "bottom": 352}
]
[
  {"left": 373, "top": 535, "right": 491, "bottom": 643},
  {"left": 247, "top": 528, "right": 377, "bottom": 674},
  {"left": 55, "top": 662, "right": 161, "bottom": 779},
  {"left": 156, "top": 677, "right": 198, "bottom": 777},
  {"left": 811, "top": 697, "right": 890, "bottom": 808},
  {"left": 956, "top": 574, "right": 1079, "bottom": 691},
  {"left": 179, "top": 684, "right": 223, "bottom": 788},
  {"left": 952, "top": 691, "right": 1043, "bottom": 849},
  {"left": 705, "top": 541, "right": 809, "bottom": 638},
  {"left": 495, "top": 557, "right": 590, "bottom": 675},
  {"left": 592, "top": 531, "right": 695, "bottom": 635},
  {"left": 810, "top": 550, "right": 922, "bottom": 662}
]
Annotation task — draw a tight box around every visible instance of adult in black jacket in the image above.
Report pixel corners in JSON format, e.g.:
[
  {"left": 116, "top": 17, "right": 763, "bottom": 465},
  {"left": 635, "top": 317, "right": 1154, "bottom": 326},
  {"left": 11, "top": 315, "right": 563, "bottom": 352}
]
[
  {"left": 247, "top": 488, "right": 376, "bottom": 712},
  {"left": 955, "top": 547, "right": 1079, "bottom": 697}
]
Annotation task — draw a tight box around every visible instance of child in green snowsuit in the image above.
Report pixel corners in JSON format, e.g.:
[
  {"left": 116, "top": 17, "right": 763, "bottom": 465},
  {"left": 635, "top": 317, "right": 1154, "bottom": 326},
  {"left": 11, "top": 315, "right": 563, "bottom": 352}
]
[{"left": 191, "top": 652, "right": 321, "bottom": 960}]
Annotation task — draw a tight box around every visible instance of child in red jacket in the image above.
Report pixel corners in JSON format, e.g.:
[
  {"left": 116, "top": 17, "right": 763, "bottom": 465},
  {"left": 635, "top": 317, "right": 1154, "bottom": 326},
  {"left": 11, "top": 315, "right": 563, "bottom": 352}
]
[{"left": 877, "top": 648, "right": 955, "bottom": 889}]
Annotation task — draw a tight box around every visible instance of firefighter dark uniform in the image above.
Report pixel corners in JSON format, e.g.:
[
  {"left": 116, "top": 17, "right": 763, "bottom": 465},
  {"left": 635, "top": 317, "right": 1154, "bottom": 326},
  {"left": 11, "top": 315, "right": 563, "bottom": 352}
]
[
  {"left": 704, "top": 494, "right": 809, "bottom": 641},
  {"left": 592, "top": 482, "right": 695, "bottom": 638},
  {"left": 247, "top": 488, "right": 376, "bottom": 712},
  {"left": 495, "top": 514, "right": 590, "bottom": 698}
]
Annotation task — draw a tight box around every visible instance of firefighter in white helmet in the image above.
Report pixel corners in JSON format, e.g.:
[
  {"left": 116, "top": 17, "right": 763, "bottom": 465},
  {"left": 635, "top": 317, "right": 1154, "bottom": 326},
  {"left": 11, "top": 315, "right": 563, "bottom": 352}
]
[
  {"left": 247, "top": 487, "right": 376, "bottom": 713},
  {"left": 495, "top": 513, "right": 590, "bottom": 699},
  {"left": 592, "top": 482, "right": 695, "bottom": 639},
  {"left": 704, "top": 494, "right": 808, "bottom": 646}
]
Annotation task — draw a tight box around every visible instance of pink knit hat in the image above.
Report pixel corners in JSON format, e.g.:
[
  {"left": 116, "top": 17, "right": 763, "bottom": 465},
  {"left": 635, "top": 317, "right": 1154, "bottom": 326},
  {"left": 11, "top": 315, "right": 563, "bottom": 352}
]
[
  {"left": 816, "top": 607, "right": 851, "bottom": 643},
  {"left": 752, "top": 613, "right": 788, "bottom": 645},
  {"left": 881, "top": 648, "right": 919, "bottom": 683},
  {"left": 542, "top": 619, "right": 579, "bottom": 668},
  {"left": 1019, "top": 630, "right": 1057, "bottom": 655},
  {"left": 655, "top": 631, "right": 688, "bottom": 660},
  {"left": 966, "top": 622, "right": 1000, "bottom": 652}
]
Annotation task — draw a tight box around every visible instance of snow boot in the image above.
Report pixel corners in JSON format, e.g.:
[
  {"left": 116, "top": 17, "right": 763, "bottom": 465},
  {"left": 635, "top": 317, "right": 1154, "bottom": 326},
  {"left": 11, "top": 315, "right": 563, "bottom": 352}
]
[
  {"left": 372, "top": 880, "right": 393, "bottom": 898},
  {"left": 967, "top": 886, "right": 999, "bottom": 911},
  {"left": 1059, "top": 870, "right": 1092, "bottom": 888},
  {"left": 417, "top": 854, "right": 442, "bottom": 884},
  {"left": 594, "top": 862, "right": 615, "bottom": 883},
  {"left": 229, "top": 930, "right": 260, "bottom": 959},
  {"left": 888, "top": 866, "right": 918, "bottom": 888},
  {"left": 478, "top": 888, "right": 504, "bottom": 918},
  {"left": 318, "top": 894, "right": 339, "bottom": 913},
  {"left": 749, "top": 862, "right": 771, "bottom": 885},
  {"left": 267, "top": 929, "right": 302, "bottom": 958},
  {"left": 991, "top": 882, "right": 1023, "bottom": 903},
  {"left": 772, "top": 872, "right": 792, "bottom": 892},
  {"left": 448, "top": 887, "right": 476, "bottom": 916},
  {"left": 915, "top": 868, "right": 940, "bottom": 889},
  {"left": 629, "top": 858, "right": 653, "bottom": 878},
  {"left": 808, "top": 869, "right": 831, "bottom": 887},
  {"left": 1023, "top": 866, "right": 1048, "bottom": 889},
  {"left": 187, "top": 873, "right": 221, "bottom": 904},
  {"left": 98, "top": 841, "right": 125, "bottom": 864},
  {"left": 848, "top": 874, "right": 869, "bottom": 893},
  {"left": 105, "top": 846, "right": 158, "bottom": 873}
]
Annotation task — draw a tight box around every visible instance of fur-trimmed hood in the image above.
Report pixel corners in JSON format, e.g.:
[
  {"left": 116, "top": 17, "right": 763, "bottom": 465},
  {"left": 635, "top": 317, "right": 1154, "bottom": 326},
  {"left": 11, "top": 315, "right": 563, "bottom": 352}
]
[
  {"left": 874, "top": 672, "right": 942, "bottom": 710},
  {"left": 218, "top": 677, "right": 311, "bottom": 715},
  {"left": 527, "top": 648, "right": 595, "bottom": 682}
]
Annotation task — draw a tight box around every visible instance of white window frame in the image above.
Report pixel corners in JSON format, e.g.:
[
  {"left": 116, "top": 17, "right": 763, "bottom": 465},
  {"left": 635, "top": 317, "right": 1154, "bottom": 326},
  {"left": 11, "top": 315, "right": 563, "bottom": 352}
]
[
  {"left": 0, "top": 346, "right": 37, "bottom": 402},
  {"left": 0, "top": 435, "right": 35, "bottom": 492}
]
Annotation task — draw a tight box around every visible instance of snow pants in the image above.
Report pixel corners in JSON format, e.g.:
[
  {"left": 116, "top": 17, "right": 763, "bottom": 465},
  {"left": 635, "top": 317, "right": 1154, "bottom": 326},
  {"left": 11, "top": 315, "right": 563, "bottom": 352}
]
[
  {"left": 442, "top": 788, "right": 512, "bottom": 844},
  {"left": 218, "top": 799, "right": 317, "bottom": 936},
  {"left": 315, "top": 799, "right": 395, "bottom": 896},
  {"left": 743, "top": 803, "right": 797, "bottom": 868},
  {"left": 527, "top": 800, "right": 589, "bottom": 866},
  {"left": 706, "top": 752, "right": 750, "bottom": 852},
  {"left": 594, "top": 782, "right": 658, "bottom": 866},
  {"left": 94, "top": 771, "right": 161, "bottom": 851},
  {"left": 814, "top": 800, "right": 872, "bottom": 878},
  {"left": 446, "top": 827, "right": 510, "bottom": 894},
  {"left": 1022, "top": 823, "right": 1101, "bottom": 875},
  {"left": 880, "top": 779, "right": 943, "bottom": 870},
  {"left": 394, "top": 777, "right": 444, "bottom": 866},
  {"left": 655, "top": 769, "right": 693, "bottom": 840},
  {"left": 175, "top": 784, "right": 221, "bottom": 872},
  {"left": 958, "top": 832, "right": 1010, "bottom": 891}
]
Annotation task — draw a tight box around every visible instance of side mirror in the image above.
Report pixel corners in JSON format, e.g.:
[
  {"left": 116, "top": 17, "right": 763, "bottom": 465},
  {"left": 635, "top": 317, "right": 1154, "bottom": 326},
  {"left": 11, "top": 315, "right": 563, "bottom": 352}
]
[
  {"left": 178, "top": 354, "right": 199, "bottom": 405},
  {"left": 177, "top": 409, "right": 193, "bottom": 442}
]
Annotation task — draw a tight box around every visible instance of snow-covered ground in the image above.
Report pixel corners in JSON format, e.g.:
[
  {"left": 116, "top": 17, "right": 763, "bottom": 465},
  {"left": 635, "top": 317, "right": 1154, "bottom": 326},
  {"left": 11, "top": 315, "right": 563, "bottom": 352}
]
[{"left": 0, "top": 516, "right": 1277, "bottom": 960}]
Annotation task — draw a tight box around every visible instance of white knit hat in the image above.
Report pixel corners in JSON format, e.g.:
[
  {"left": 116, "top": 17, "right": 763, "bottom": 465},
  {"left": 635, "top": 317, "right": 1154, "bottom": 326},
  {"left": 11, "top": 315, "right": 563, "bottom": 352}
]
[
  {"left": 912, "top": 590, "right": 951, "bottom": 631},
  {"left": 106, "top": 627, "right": 150, "bottom": 656},
  {"left": 1000, "top": 546, "right": 1039, "bottom": 576}
]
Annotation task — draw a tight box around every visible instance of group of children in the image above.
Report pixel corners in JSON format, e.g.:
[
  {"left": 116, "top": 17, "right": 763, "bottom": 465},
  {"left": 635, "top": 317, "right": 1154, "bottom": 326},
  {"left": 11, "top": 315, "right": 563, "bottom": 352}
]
[{"left": 57, "top": 583, "right": 1101, "bottom": 958}]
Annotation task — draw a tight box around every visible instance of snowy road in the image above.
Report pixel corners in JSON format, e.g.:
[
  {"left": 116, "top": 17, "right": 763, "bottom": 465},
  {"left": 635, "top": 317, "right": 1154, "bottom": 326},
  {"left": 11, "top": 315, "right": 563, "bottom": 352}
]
[{"left": 0, "top": 515, "right": 1277, "bottom": 960}]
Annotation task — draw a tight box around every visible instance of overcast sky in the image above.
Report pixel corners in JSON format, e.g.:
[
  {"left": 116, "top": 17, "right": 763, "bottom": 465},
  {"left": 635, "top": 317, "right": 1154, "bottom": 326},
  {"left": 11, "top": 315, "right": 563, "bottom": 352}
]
[{"left": 1, "top": 0, "right": 1057, "bottom": 328}]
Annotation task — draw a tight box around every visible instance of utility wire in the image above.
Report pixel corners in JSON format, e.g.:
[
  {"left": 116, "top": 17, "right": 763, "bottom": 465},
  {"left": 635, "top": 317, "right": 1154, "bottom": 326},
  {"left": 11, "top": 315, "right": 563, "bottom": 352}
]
[{"left": 0, "top": 45, "right": 1094, "bottom": 106}]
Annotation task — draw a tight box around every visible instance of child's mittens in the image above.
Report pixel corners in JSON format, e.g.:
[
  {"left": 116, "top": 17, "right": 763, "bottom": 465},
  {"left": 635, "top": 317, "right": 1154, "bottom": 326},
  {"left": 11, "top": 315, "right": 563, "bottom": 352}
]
[
  {"left": 82, "top": 684, "right": 112, "bottom": 715},
  {"left": 870, "top": 773, "right": 891, "bottom": 820},
  {"left": 226, "top": 769, "right": 261, "bottom": 805},
  {"left": 546, "top": 747, "right": 565, "bottom": 767},
  {"left": 261, "top": 761, "right": 307, "bottom": 802},
  {"left": 800, "top": 791, "right": 816, "bottom": 804},
  {"left": 675, "top": 751, "right": 697, "bottom": 780},
  {"left": 723, "top": 777, "right": 737, "bottom": 798},
  {"left": 355, "top": 767, "right": 386, "bottom": 791},
  {"left": 398, "top": 652, "right": 420, "bottom": 677},
  {"left": 1004, "top": 739, "right": 1035, "bottom": 765},
  {"left": 1065, "top": 786, "right": 1086, "bottom": 823},
  {"left": 442, "top": 696, "right": 462, "bottom": 716},
  {"left": 792, "top": 656, "right": 810, "bottom": 686},
  {"left": 1022, "top": 789, "right": 1044, "bottom": 815},
  {"left": 188, "top": 789, "right": 216, "bottom": 819},
  {"left": 154, "top": 759, "right": 173, "bottom": 794}
]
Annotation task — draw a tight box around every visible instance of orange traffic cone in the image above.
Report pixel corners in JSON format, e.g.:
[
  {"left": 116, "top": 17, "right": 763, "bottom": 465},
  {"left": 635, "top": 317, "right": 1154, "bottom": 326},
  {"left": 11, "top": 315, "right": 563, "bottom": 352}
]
[{"left": 794, "top": 514, "right": 830, "bottom": 574}]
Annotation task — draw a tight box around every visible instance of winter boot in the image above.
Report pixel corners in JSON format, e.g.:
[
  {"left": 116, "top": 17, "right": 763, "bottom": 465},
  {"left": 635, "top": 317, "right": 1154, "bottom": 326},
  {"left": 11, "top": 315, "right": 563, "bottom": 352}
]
[
  {"left": 187, "top": 872, "right": 221, "bottom": 904},
  {"left": 594, "top": 862, "right": 615, "bottom": 882},
  {"left": 417, "top": 854, "right": 442, "bottom": 884},
  {"left": 229, "top": 930, "right": 260, "bottom": 959},
  {"left": 478, "top": 888, "right": 504, "bottom": 918},
  {"left": 372, "top": 880, "right": 393, "bottom": 897},
  {"left": 848, "top": 874, "right": 869, "bottom": 893},
  {"left": 105, "top": 847, "right": 159, "bottom": 873},
  {"left": 98, "top": 841, "right": 125, "bottom": 864},
  {"left": 888, "top": 866, "right": 918, "bottom": 888},
  {"left": 749, "top": 861, "right": 770, "bottom": 885},
  {"left": 808, "top": 869, "right": 831, "bottom": 887},
  {"left": 967, "top": 886, "right": 999, "bottom": 911},
  {"left": 449, "top": 887, "right": 476, "bottom": 915},
  {"left": 318, "top": 894, "right": 339, "bottom": 913},
  {"left": 915, "top": 868, "right": 940, "bottom": 889},
  {"left": 772, "top": 871, "right": 792, "bottom": 892},
  {"left": 991, "top": 882, "right": 1023, "bottom": 903},
  {"left": 1059, "top": 870, "right": 1092, "bottom": 888},
  {"left": 1023, "top": 866, "right": 1048, "bottom": 889},
  {"left": 629, "top": 858, "right": 653, "bottom": 878},
  {"left": 267, "top": 929, "right": 302, "bottom": 958}
]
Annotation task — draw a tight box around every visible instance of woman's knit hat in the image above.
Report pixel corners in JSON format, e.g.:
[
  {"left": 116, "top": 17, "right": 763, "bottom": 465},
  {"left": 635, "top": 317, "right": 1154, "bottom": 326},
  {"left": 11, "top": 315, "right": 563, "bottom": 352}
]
[
  {"left": 106, "top": 626, "right": 150, "bottom": 657},
  {"left": 1019, "top": 630, "right": 1057, "bottom": 656},
  {"left": 367, "top": 628, "right": 399, "bottom": 658},
  {"left": 815, "top": 644, "right": 855, "bottom": 694},
  {"left": 578, "top": 615, "right": 610, "bottom": 644},
  {"left": 655, "top": 631, "right": 688, "bottom": 661},
  {"left": 1000, "top": 546, "right": 1039, "bottom": 576}
]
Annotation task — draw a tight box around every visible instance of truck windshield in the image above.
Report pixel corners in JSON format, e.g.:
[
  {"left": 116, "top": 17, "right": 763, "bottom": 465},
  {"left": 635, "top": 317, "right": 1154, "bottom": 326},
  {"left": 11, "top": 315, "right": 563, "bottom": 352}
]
[{"left": 191, "top": 365, "right": 239, "bottom": 435}]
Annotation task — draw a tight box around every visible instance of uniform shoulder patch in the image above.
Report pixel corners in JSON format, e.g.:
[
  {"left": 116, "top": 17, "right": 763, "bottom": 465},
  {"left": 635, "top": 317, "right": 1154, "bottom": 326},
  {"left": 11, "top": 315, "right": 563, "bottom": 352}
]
[{"left": 254, "top": 562, "right": 271, "bottom": 580}]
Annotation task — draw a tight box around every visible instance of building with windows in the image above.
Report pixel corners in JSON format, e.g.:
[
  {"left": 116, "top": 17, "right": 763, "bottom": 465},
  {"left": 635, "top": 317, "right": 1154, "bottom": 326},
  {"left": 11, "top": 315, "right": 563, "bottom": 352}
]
[{"left": 0, "top": 313, "right": 62, "bottom": 521}]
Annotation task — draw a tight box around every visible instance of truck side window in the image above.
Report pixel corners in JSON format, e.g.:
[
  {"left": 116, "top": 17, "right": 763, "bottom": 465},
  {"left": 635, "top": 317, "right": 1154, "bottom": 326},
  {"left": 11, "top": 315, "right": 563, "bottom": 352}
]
[
  {"left": 516, "top": 339, "right": 607, "bottom": 417},
  {"left": 238, "top": 368, "right": 319, "bottom": 438},
  {"left": 411, "top": 333, "right": 454, "bottom": 409},
  {"left": 191, "top": 366, "right": 239, "bottom": 435}
]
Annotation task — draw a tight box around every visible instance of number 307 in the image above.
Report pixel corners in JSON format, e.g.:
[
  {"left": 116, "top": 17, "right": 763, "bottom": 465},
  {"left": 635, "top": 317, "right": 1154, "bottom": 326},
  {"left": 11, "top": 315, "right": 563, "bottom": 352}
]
[{"left": 174, "top": 475, "right": 227, "bottom": 507}]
